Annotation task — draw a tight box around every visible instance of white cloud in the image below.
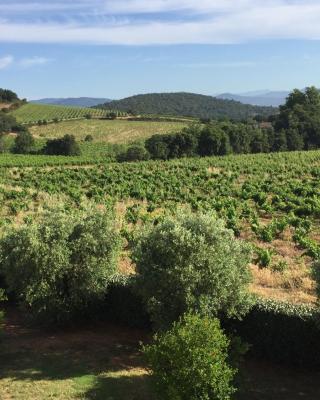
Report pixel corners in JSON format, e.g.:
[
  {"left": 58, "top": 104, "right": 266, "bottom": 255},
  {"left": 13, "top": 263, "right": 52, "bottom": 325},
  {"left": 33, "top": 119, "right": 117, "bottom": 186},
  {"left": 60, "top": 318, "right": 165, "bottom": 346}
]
[
  {"left": 1, "top": 1, "right": 320, "bottom": 45},
  {"left": 0, "top": 55, "right": 14, "bottom": 69},
  {"left": 19, "top": 56, "right": 52, "bottom": 67}
]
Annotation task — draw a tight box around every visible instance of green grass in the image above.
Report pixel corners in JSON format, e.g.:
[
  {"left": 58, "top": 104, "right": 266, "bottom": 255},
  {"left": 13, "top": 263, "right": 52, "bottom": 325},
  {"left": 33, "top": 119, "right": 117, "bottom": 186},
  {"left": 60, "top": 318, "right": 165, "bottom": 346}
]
[
  {"left": 11, "top": 103, "right": 124, "bottom": 124},
  {"left": 30, "top": 119, "right": 188, "bottom": 144}
]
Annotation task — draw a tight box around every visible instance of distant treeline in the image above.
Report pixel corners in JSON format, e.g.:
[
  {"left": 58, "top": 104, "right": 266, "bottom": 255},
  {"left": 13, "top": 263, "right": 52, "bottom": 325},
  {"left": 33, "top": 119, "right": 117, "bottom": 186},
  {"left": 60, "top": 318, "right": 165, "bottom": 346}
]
[
  {"left": 102, "top": 92, "right": 277, "bottom": 121},
  {"left": 119, "top": 87, "right": 320, "bottom": 161}
]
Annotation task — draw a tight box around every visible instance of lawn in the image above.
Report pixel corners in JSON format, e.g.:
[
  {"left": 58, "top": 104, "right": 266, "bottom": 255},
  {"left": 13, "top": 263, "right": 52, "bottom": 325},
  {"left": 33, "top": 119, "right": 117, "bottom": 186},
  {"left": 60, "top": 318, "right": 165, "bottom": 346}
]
[
  {"left": 1, "top": 308, "right": 320, "bottom": 400},
  {"left": 30, "top": 119, "right": 188, "bottom": 144}
]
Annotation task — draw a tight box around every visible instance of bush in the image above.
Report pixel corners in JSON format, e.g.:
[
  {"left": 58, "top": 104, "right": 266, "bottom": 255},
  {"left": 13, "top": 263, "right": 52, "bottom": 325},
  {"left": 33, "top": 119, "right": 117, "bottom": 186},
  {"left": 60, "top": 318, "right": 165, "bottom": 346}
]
[
  {"left": 117, "top": 145, "right": 150, "bottom": 162},
  {"left": 143, "top": 314, "right": 236, "bottom": 400},
  {"left": 0, "top": 209, "right": 121, "bottom": 323},
  {"left": 43, "top": 134, "right": 81, "bottom": 156},
  {"left": 0, "top": 289, "right": 6, "bottom": 338},
  {"left": 224, "top": 298, "right": 320, "bottom": 367},
  {"left": 132, "top": 211, "right": 252, "bottom": 329},
  {"left": 84, "top": 134, "right": 93, "bottom": 142},
  {"left": 12, "top": 130, "right": 34, "bottom": 154}
]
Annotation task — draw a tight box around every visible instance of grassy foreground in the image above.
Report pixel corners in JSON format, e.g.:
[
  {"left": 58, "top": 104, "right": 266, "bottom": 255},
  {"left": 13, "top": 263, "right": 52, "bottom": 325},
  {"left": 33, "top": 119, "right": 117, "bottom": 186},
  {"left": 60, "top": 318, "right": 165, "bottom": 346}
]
[{"left": 1, "top": 308, "right": 320, "bottom": 400}]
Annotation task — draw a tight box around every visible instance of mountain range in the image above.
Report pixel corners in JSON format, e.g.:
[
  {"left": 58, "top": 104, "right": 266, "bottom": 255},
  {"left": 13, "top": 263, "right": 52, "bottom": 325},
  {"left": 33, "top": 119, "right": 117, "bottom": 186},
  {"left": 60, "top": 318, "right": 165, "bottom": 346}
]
[
  {"left": 216, "top": 90, "right": 290, "bottom": 107},
  {"left": 31, "top": 90, "right": 289, "bottom": 109}
]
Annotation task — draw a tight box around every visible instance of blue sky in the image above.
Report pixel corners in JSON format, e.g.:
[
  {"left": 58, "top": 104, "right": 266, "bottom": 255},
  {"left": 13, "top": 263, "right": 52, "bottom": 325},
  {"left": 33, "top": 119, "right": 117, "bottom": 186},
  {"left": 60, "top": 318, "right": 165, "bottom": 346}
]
[{"left": 1, "top": 0, "right": 320, "bottom": 99}]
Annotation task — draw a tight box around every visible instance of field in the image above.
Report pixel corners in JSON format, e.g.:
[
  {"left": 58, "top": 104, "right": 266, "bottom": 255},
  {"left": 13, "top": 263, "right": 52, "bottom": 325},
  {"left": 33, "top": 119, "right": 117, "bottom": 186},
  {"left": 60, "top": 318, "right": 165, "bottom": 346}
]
[
  {"left": 0, "top": 150, "right": 319, "bottom": 304},
  {"left": 1, "top": 307, "right": 320, "bottom": 400},
  {"left": 30, "top": 119, "right": 187, "bottom": 144},
  {"left": 10, "top": 103, "right": 126, "bottom": 124}
]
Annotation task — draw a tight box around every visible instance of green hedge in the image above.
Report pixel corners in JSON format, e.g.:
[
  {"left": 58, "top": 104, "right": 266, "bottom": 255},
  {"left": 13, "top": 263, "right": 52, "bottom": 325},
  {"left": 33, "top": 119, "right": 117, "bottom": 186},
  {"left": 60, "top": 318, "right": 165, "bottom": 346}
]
[
  {"left": 103, "top": 277, "right": 320, "bottom": 367},
  {"left": 224, "top": 298, "right": 320, "bottom": 368}
]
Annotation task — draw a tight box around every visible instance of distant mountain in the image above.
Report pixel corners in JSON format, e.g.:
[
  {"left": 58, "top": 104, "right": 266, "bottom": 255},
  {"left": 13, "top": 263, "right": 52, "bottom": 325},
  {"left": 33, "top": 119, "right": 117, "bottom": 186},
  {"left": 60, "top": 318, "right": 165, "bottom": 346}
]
[
  {"left": 101, "top": 92, "right": 276, "bottom": 121},
  {"left": 216, "top": 91, "right": 290, "bottom": 107},
  {"left": 31, "top": 97, "right": 112, "bottom": 107}
]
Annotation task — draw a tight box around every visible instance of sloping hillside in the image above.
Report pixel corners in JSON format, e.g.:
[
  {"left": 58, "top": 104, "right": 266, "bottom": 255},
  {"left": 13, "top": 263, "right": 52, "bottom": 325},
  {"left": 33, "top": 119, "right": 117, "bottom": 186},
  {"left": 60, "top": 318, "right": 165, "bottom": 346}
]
[{"left": 102, "top": 92, "right": 276, "bottom": 120}]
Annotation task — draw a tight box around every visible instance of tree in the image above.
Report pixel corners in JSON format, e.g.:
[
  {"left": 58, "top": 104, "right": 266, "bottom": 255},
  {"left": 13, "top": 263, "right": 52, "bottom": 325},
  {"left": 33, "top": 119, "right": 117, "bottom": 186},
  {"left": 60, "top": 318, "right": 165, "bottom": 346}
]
[
  {"left": 117, "top": 145, "right": 150, "bottom": 162},
  {"left": 143, "top": 314, "right": 237, "bottom": 400},
  {"left": 132, "top": 211, "right": 252, "bottom": 329},
  {"left": 0, "top": 209, "right": 121, "bottom": 323},
  {"left": 198, "top": 125, "right": 231, "bottom": 156},
  {"left": 12, "top": 130, "right": 34, "bottom": 154},
  {"left": 0, "top": 111, "right": 17, "bottom": 134},
  {"left": 274, "top": 87, "right": 320, "bottom": 150},
  {"left": 167, "top": 131, "right": 198, "bottom": 158},
  {"left": 272, "top": 130, "right": 288, "bottom": 152},
  {"left": 44, "top": 134, "right": 81, "bottom": 156},
  {"left": 145, "top": 135, "right": 170, "bottom": 160}
]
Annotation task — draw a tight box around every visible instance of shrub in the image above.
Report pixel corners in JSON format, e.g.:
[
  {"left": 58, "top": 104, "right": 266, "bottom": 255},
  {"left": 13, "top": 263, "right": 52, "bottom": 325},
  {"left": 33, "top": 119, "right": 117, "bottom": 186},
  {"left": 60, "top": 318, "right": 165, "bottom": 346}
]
[
  {"left": 132, "top": 211, "right": 252, "bottom": 329},
  {"left": 143, "top": 314, "right": 237, "bottom": 400},
  {"left": 0, "top": 289, "right": 6, "bottom": 338},
  {"left": 117, "top": 145, "right": 150, "bottom": 162},
  {"left": 43, "top": 134, "right": 81, "bottom": 156},
  {"left": 225, "top": 298, "right": 320, "bottom": 367},
  {"left": 84, "top": 134, "right": 93, "bottom": 142},
  {"left": 0, "top": 209, "right": 121, "bottom": 323},
  {"left": 12, "top": 130, "right": 34, "bottom": 154}
]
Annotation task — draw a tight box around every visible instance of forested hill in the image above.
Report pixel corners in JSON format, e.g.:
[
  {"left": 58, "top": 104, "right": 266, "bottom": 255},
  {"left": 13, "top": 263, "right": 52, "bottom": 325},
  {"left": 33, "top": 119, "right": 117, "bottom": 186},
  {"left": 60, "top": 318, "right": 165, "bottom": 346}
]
[{"left": 101, "top": 92, "right": 277, "bottom": 120}]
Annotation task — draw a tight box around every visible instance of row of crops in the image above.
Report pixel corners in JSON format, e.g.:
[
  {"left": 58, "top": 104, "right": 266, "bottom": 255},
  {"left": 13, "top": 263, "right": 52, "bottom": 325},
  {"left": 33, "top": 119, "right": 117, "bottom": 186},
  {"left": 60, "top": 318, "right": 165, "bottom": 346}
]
[{"left": 11, "top": 103, "right": 127, "bottom": 124}]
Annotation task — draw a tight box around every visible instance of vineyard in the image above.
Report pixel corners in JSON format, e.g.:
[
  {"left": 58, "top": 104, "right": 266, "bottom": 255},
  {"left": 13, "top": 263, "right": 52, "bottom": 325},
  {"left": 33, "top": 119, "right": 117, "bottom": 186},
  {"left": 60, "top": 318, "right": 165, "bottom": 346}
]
[
  {"left": 0, "top": 150, "right": 319, "bottom": 304},
  {"left": 10, "top": 103, "right": 127, "bottom": 124},
  {"left": 30, "top": 119, "right": 187, "bottom": 144}
]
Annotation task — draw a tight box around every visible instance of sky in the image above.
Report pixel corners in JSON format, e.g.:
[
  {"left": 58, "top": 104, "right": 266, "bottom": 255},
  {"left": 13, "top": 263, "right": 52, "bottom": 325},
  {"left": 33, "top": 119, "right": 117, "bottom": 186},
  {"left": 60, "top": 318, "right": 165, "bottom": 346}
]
[{"left": 1, "top": 0, "right": 320, "bottom": 99}]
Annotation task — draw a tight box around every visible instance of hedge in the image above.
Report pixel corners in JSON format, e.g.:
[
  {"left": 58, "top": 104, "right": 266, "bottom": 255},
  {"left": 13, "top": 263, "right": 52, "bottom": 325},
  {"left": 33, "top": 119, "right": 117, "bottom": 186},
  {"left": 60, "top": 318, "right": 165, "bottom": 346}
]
[
  {"left": 103, "top": 277, "right": 320, "bottom": 367},
  {"left": 223, "top": 298, "right": 320, "bottom": 368}
]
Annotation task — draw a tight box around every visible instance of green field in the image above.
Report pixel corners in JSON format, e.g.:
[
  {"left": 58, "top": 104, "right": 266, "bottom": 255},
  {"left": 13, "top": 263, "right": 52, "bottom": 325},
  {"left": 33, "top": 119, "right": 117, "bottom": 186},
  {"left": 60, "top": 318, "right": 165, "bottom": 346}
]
[
  {"left": 30, "top": 119, "right": 188, "bottom": 144},
  {"left": 11, "top": 103, "right": 126, "bottom": 124},
  {"left": 0, "top": 150, "right": 319, "bottom": 304}
]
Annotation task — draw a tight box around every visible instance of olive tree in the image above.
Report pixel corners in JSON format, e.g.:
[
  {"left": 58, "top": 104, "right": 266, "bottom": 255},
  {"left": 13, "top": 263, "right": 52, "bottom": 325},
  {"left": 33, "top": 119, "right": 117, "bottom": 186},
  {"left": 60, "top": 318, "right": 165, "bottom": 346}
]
[
  {"left": 132, "top": 211, "right": 252, "bottom": 329},
  {"left": 0, "top": 209, "right": 121, "bottom": 323}
]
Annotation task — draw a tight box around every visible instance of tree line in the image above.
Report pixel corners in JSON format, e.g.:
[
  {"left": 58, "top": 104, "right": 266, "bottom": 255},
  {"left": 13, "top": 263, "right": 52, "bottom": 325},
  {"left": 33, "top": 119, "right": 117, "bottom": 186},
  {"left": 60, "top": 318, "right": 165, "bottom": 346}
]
[{"left": 119, "top": 87, "right": 320, "bottom": 162}]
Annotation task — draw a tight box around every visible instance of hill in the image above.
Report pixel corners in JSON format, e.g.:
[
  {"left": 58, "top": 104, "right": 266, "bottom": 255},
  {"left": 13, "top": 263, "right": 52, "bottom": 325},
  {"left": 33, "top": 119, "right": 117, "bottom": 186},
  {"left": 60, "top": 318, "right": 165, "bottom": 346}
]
[
  {"left": 31, "top": 97, "right": 112, "bottom": 107},
  {"left": 11, "top": 103, "right": 125, "bottom": 124},
  {"left": 102, "top": 92, "right": 276, "bottom": 120},
  {"left": 217, "top": 90, "right": 290, "bottom": 107}
]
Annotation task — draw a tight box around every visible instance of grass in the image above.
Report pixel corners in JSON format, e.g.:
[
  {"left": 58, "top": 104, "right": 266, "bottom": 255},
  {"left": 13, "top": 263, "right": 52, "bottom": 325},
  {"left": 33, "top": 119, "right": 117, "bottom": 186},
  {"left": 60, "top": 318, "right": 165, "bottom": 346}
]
[
  {"left": 30, "top": 119, "right": 188, "bottom": 144},
  {"left": 1, "top": 307, "right": 320, "bottom": 400}
]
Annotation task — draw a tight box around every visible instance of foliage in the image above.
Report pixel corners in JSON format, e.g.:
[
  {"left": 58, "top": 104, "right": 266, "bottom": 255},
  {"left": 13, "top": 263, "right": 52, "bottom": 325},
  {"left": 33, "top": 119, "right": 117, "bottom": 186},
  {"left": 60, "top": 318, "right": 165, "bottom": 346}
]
[
  {"left": 44, "top": 134, "right": 81, "bottom": 156},
  {"left": 226, "top": 297, "right": 320, "bottom": 367},
  {"left": 0, "top": 111, "right": 18, "bottom": 134},
  {"left": 0, "top": 88, "right": 19, "bottom": 103},
  {"left": 12, "top": 130, "right": 35, "bottom": 154},
  {"left": 0, "top": 288, "right": 6, "bottom": 337},
  {"left": 132, "top": 211, "right": 252, "bottom": 329},
  {"left": 117, "top": 145, "right": 150, "bottom": 162},
  {"left": 0, "top": 209, "right": 121, "bottom": 323},
  {"left": 274, "top": 86, "right": 320, "bottom": 150},
  {"left": 143, "top": 314, "right": 236, "bottom": 400},
  {"left": 104, "top": 92, "right": 276, "bottom": 121}
]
